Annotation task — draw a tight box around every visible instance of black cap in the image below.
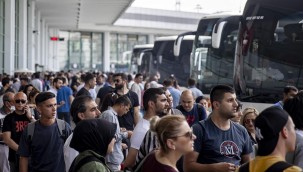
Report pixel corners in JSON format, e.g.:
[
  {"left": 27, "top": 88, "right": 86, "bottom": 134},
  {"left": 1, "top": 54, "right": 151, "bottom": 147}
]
[{"left": 255, "top": 106, "right": 289, "bottom": 156}]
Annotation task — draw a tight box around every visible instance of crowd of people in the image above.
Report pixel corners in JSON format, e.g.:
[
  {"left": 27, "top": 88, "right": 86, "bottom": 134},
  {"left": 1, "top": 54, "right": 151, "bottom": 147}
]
[{"left": 0, "top": 71, "right": 302, "bottom": 172}]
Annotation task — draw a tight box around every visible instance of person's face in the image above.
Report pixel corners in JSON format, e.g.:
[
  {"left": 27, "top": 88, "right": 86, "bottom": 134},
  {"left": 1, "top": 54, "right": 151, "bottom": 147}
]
[
  {"left": 173, "top": 121, "right": 196, "bottom": 153},
  {"left": 243, "top": 112, "right": 256, "bottom": 132},
  {"left": 81, "top": 100, "right": 101, "bottom": 119},
  {"left": 154, "top": 94, "right": 169, "bottom": 117},
  {"left": 199, "top": 99, "right": 208, "bottom": 110},
  {"left": 284, "top": 90, "right": 298, "bottom": 102},
  {"left": 37, "top": 98, "right": 57, "bottom": 119},
  {"left": 232, "top": 110, "right": 243, "bottom": 123},
  {"left": 4, "top": 94, "right": 15, "bottom": 110},
  {"left": 14, "top": 94, "right": 28, "bottom": 111},
  {"left": 114, "top": 76, "right": 125, "bottom": 90},
  {"left": 54, "top": 80, "right": 63, "bottom": 90},
  {"left": 117, "top": 104, "right": 130, "bottom": 116},
  {"left": 135, "top": 76, "right": 143, "bottom": 83},
  {"left": 26, "top": 86, "right": 33, "bottom": 96},
  {"left": 165, "top": 90, "right": 173, "bottom": 109},
  {"left": 285, "top": 117, "right": 296, "bottom": 152},
  {"left": 89, "top": 77, "right": 97, "bottom": 89},
  {"left": 216, "top": 93, "right": 238, "bottom": 119},
  {"left": 107, "top": 138, "right": 116, "bottom": 154},
  {"left": 181, "top": 94, "right": 195, "bottom": 112}
]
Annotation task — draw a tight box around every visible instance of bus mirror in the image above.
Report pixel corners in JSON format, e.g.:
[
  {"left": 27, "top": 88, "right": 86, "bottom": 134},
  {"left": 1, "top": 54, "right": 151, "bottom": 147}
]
[
  {"left": 212, "top": 21, "right": 227, "bottom": 48},
  {"left": 174, "top": 36, "right": 184, "bottom": 56},
  {"left": 158, "top": 55, "right": 163, "bottom": 64},
  {"left": 138, "top": 52, "right": 144, "bottom": 66}
]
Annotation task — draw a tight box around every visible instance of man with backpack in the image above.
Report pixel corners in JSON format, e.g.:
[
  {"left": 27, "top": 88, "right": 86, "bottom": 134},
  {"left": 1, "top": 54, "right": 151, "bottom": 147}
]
[
  {"left": 18, "top": 92, "right": 72, "bottom": 172},
  {"left": 237, "top": 107, "right": 302, "bottom": 172}
]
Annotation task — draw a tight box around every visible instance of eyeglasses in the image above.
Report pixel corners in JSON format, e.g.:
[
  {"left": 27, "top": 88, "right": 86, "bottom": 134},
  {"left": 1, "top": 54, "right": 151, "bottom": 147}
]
[
  {"left": 244, "top": 119, "right": 255, "bottom": 125},
  {"left": 15, "top": 99, "right": 27, "bottom": 104},
  {"left": 176, "top": 131, "right": 194, "bottom": 140}
]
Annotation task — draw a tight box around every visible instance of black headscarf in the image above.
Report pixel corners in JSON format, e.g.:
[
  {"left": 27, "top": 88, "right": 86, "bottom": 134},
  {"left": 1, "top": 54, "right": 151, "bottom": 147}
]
[{"left": 70, "top": 119, "right": 117, "bottom": 157}]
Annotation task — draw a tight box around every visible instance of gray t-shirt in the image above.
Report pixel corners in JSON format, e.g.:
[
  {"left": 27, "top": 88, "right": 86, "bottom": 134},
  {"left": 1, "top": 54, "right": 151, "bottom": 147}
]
[{"left": 193, "top": 117, "right": 253, "bottom": 165}]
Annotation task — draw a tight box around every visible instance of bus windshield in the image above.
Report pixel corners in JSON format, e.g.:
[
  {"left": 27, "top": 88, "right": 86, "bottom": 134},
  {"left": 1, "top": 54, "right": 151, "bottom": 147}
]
[
  {"left": 191, "top": 16, "right": 240, "bottom": 94},
  {"left": 235, "top": 4, "right": 303, "bottom": 103}
]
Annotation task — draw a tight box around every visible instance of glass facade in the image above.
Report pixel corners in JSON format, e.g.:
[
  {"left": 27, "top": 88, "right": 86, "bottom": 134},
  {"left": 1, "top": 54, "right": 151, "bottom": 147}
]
[
  {"left": 110, "top": 33, "right": 148, "bottom": 72},
  {"left": 0, "top": 0, "right": 4, "bottom": 73},
  {"left": 58, "top": 31, "right": 104, "bottom": 72}
]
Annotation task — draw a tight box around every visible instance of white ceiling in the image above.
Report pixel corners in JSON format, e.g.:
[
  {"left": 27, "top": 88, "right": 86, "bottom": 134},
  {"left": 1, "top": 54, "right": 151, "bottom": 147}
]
[{"left": 35, "top": 0, "right": 135, "bottom": 29}]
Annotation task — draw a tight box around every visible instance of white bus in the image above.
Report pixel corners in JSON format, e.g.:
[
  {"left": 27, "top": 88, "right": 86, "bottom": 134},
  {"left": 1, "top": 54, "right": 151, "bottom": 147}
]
[
  {"left": 129, "top": 44, "right": 154, "bottom": 74},
  {"left": 179, "top": 13, "right": 240, "bottom": 93}
]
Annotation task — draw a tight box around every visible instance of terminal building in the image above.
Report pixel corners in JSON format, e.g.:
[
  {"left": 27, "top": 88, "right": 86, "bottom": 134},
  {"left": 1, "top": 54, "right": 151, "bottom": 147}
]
[{"left": 0, "top": 0, "right": 206, "bottom": 75}]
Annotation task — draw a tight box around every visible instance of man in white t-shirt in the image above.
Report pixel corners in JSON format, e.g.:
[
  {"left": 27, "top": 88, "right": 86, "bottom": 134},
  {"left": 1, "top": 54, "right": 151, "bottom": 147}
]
[
  {"left": 123, "top": 88, "right": 169, "bottom": 169},
  {"left": 63, "top": 95, "right": 101, "bottom": 171}
]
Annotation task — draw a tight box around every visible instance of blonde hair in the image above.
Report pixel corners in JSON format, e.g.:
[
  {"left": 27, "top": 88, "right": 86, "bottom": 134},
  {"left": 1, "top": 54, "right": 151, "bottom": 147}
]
[
  {"left": 240, "top": 107, "right": 259, "bottom": 126},
  {"left": 154, "top": 115, "right": 186, "bottom": 153}
]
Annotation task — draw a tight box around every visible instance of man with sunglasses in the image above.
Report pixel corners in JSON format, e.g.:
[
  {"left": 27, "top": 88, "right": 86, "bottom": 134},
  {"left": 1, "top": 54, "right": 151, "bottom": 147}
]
[{"left": 2, "top": 92, "right": 35, "bottom": 172}]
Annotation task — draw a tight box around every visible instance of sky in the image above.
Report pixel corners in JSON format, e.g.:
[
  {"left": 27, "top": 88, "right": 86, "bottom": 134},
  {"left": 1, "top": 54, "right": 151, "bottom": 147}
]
[{"left": 131, "top": 0, "right": 247, "bottom": 14}]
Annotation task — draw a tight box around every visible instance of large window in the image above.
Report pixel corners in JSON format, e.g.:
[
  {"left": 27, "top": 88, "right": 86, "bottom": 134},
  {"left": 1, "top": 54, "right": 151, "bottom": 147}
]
[
  {"left": 58, "top": 31, "right": 104, "bottom": 71},
  {"left": 110, "top": 33, "right": 148, "bottom": 72},
  {"left": 0, "top": 0, "right": 4, "bottom": 73}
]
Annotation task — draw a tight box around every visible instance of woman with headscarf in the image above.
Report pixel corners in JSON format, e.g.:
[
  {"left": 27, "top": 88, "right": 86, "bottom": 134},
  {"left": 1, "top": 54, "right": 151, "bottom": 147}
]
[{"left": 69, "top": 119, "right": 117, "bottom": 172}]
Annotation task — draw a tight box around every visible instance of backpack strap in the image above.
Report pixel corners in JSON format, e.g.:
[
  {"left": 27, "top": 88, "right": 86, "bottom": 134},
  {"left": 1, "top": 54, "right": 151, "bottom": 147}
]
[
  {"left": 56, "top": 119, "right": 67, "bottom": 141},
  {"left": 27, "top": 120, "right": 37, "bottom": 142},
  {"left": 238, "top": 162, "right": 250, "bottom": 172},
  {"left": 265, "top": 161, "right": 293, "bottom": 172}
]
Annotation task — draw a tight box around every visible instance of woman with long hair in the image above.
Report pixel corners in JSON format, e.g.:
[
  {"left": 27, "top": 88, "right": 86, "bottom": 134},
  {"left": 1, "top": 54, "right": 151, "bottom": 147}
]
[
  {"left": 240, "top": 107, "right": 259, "bottom": 145},
  {"left": 141, "top": 115, "right": 195, "bottom": 172}
]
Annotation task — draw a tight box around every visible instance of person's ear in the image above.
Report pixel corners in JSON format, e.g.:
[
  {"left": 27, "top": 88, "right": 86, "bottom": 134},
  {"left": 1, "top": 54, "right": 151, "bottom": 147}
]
[
  {"left": 78, "top": 112, "right": 85, "bottom": 120},
  {"left": 166, "top": 139, "right": 176, "bottom": 150},
  {"left": 213, "top": 101, "right": 220, "bottom": 109},
  {"left": 281, "top": 126, "right": 288, "bottom": 139}
]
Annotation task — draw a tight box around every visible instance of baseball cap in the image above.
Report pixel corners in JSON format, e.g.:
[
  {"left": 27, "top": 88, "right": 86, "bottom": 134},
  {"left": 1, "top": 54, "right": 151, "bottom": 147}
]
[{"left": 254, "top": 106, "right": 289, "bottom": 156}]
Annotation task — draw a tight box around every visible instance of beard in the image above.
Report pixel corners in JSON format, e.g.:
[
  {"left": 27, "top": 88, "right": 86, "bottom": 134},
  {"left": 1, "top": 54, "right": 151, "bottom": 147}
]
[
  {"left": 115, "top": 84, "right": 124, "bottom": 90},
  {"left": 156, "top": 108, "right": 169, "bottom": 118}
]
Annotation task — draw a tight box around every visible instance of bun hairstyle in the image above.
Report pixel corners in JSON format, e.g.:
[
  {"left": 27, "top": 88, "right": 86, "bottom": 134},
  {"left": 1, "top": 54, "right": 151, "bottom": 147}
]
[{"left": 153, "top": 115, "right": 186, "bottom": 153}]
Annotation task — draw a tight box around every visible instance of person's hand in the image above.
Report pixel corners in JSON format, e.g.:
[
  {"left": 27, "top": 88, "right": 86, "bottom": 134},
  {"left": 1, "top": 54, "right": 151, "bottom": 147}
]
[
  {"left": 214, "top": 162, "right": 237, "bottom": 172},
  {"left": 120, "top": 128, "right": 126, "bottom": 132},
  {"left": 127, "top": 131, "right": 133, "bottom": 138},
  {"left": 59, "top": 101, "right": 65, "bottom": 105},
  {"left": 24, "top": 105, "right": 34, "bottom": 120},
  {"left": 121, "top": 143, "right": 128, "bottom": 150}
]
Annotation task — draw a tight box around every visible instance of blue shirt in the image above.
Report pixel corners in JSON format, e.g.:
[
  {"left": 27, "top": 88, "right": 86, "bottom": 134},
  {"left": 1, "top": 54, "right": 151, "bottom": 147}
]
[
  {"left": 193, "top": 117, "right": 253, "bottom": 165},
  {"left": 57, "top": 86, "right": 73, "bottom": 112}
]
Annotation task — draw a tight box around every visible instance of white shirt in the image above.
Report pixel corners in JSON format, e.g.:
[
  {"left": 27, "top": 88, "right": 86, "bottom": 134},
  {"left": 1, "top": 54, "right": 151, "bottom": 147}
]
[
  {"left": 130, "top": 118, "right": 150, "bottom": 150},
  {"left": 63, "top": 133, "right": 78, "bottom": 171}
]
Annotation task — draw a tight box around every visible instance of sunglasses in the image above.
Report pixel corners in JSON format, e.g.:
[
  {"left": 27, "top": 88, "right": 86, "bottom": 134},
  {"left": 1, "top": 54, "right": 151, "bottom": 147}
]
[
  {"left": 114, "top": 79, "right": 122, "bottom": 83},
  {"left": 176, "top": 131, "right": 194, "bottom": 140},
  {"left": 15, "top": 99, "right": 27, "bottom": 104},
  {"left": 244, "top": 119, "right": 255, "bottom": 125}
]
